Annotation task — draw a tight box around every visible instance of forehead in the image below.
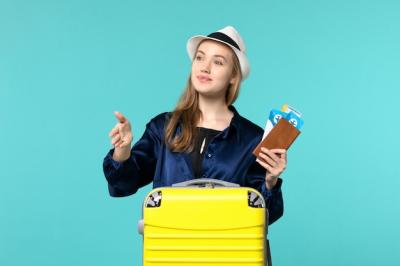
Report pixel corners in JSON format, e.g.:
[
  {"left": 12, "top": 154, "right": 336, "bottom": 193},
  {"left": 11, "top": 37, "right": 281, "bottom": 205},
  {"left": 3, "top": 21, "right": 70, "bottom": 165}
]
[{"left": 196, "top": 39, "right": 234, "bottom": 58}]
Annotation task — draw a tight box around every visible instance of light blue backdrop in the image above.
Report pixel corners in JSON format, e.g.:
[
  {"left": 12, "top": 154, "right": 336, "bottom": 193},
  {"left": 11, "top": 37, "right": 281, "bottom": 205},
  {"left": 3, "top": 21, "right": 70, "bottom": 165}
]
[{"left": 1, "top": 0, "right": 399, "bottom": 265}]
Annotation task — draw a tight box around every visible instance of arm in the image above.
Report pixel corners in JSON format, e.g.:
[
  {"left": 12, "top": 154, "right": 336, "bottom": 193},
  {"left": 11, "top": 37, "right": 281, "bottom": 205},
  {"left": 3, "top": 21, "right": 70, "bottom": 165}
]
[
  {"left": 254, "top": 147, "right": 287, "bottom": 224},
  {"left": 102, "top": 116, "right": 162, "bottom": 197},
  {"left": 244, "top": 160, "right": 284, "bottom": 225}
]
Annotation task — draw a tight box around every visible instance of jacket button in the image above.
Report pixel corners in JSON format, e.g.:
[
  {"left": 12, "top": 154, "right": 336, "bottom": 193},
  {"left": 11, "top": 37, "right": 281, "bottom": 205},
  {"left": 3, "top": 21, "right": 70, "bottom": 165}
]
[{"left": 207, "top": 153, "right": 212, "bottom": 158}]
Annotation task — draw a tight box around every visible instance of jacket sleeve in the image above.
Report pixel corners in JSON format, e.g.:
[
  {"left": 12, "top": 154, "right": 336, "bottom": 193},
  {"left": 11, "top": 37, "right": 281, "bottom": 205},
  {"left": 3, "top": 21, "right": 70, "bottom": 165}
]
[
  {"left": 102, "top": 116, "right": 163, "bottom": 197},
  {"left": 244, "top": 159, "right": 284, "bottom": 225}
]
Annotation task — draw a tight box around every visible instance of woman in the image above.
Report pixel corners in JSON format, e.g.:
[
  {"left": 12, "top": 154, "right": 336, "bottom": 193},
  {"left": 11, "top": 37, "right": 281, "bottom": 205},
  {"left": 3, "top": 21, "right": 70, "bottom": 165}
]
[{"left": 103, "top": 26, "right": 287, "bottom": 224}]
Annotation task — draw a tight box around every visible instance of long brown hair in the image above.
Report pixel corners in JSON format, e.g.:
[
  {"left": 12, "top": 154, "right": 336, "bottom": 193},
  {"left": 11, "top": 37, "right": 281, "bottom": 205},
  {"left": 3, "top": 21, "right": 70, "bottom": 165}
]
[{"left": 164, "top": 40, "right": 243, "bottom": 153}]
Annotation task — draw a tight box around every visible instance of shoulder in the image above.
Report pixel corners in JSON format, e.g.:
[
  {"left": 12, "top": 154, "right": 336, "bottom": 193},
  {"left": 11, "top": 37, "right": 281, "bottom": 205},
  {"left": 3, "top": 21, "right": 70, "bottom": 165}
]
[
  {"left": 236, "top": 115, "right": 263, "bottom": 139},
  {"left": 138, "top": 112, "right": 171, "bottom": 142},
  {"left": 149, "top": 112, "right": 171, "bottom": 124},
  {"left": 146, "top": 112, "right": 171, "bottom": 131},
  {"left": 229, "top": 105, "right": 264, "bottom": 143}
]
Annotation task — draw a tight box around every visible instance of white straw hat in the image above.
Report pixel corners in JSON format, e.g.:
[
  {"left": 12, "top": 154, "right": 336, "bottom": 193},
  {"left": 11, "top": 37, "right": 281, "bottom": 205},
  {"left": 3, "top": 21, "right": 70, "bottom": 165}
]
[{"left": 186, "top": 26, "right": 250, "bottom": 80}]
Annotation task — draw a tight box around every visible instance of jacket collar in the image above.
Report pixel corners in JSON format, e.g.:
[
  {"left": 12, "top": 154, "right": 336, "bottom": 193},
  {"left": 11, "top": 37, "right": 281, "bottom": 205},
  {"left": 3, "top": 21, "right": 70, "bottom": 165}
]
[
  {"left": 172, "top": 105, "right": 242, "bottom": 141},
  {"left": 218, "top": 105, "right": 241, "bottom": 141}
]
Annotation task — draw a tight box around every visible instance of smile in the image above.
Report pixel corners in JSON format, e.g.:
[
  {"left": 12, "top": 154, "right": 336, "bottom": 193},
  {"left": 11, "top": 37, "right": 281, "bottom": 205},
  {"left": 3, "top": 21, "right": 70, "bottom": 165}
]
[{"left": 197, "top": 75, "right": 212, "bottom": 83}]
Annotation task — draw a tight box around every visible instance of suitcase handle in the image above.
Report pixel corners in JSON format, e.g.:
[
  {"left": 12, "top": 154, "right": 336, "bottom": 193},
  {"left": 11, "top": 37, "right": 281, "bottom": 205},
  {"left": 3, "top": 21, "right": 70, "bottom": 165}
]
[{"left": 172, "top": 178, "right": 240, "bottom": 188}]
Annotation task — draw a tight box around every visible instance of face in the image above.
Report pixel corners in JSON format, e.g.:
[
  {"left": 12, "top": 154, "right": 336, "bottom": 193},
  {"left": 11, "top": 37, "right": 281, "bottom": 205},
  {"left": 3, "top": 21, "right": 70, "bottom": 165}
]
[{"left": 190, "top": 40, "right": 237, "bottom": 99}]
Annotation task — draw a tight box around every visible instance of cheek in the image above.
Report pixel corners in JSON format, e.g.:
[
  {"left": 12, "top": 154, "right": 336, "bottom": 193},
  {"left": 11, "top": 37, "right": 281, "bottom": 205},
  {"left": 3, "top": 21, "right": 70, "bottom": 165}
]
[
  {"left": 190, "top": 64, "right": 197, "bottom": 78},
  {"left": 191, "top": 61, "right": 200, "bottom": 73},
  {"left": 214, "top": 68, "right": 233, "bottom": 83}
]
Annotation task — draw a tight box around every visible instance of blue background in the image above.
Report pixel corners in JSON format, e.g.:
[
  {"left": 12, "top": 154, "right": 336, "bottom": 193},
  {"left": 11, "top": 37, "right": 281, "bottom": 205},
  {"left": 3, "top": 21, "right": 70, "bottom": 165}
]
[{"left": 1, "top": 0, "right": 399, "bottom": 265}]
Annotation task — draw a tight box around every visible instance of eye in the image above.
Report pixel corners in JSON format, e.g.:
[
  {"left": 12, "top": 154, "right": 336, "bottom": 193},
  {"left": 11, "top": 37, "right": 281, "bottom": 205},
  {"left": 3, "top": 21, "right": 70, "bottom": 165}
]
[
  {"left": 195, "top": 55, "right": 203, "bottom": 61},
  {"left": 214, "top": 60, "right": 224, "bottom": 66}
]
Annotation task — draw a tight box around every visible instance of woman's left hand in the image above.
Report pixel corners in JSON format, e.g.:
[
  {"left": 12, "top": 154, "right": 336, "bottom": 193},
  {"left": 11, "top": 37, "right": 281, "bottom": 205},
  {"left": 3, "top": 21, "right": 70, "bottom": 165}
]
[{"left": 256, "top": 148, "right": 287, "bottom": 189}]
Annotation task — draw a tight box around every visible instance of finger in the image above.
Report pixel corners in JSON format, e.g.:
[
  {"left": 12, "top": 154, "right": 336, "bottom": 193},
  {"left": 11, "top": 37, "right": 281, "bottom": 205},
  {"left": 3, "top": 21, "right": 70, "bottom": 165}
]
[
  {"left": 115, "top": 142, "right": 122, "bottom": 148},
  {"left": 256, "top": 158, "right": 272, "bottom": 172},
  {"left": 261, "top": 147, "right": 280, "bottom": 161},
  {"left": 270, "top": 149, "right": 286, "bottom": 154},
  {"left": 258, "top": 152, "right": 279, "bottom": 167},
  {"left": 116, "top": 140, "right": 128, "bottom": 148},
  {"left": 112, "top": 138, "right": 121, "bottom": 146},
  {"left": 111, "top": 134, "right": 121, "bottom": 145},
  {"left": 114, "top": 139, "right": 124, "bottom": 148},
  {"left": 114, "top": 111, "right": 127, "bottom": 123},
  {"left": 281, "top": 152, "right": 287, "bottom": 163},
  {"left": 109, "top": 127, "right": 119, "bottom": 137},
  {"left": 270, "top": 149, "right": 287, "bottom": 160},
  {"left": 261, "top": 147, "right": 280, "bottom": 162}
]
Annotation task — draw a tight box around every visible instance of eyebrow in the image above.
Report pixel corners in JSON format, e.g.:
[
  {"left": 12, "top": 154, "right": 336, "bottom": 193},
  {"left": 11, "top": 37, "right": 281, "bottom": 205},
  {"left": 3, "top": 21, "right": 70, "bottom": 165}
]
[{"left": 196, "top": 50, "right": 227, "bottom": 62}]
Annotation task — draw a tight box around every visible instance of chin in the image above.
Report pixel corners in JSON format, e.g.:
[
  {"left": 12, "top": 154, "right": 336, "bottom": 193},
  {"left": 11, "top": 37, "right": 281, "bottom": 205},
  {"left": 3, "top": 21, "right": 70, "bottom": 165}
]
[
  {"left": 194, "top": 87, "right": 212, "bottom": 95},
  {"left": 196, "top": 88, "right": 225, "bottom": 100},
  {"left": 193, "top": 81, "right": 210, "bottom": 91}
]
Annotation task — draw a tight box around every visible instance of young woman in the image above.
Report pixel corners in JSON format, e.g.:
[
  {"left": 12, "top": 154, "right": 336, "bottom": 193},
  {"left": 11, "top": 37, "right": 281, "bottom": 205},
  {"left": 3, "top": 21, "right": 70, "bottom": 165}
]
[{"left": 103, "top": 26, "right": 287, "bottom": 224}]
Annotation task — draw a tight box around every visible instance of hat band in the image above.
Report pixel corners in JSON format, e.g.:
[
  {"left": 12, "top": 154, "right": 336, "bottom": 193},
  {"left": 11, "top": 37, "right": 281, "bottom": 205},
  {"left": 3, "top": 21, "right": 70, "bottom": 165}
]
[{"left": 207, "top": 32, "right": 241, "bottom": 51}]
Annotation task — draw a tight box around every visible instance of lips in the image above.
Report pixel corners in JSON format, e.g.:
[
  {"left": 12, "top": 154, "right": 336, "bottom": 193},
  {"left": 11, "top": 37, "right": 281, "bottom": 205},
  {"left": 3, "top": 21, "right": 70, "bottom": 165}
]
[{"left": 197, "top": 75, "right": 212, "bottom": 82}]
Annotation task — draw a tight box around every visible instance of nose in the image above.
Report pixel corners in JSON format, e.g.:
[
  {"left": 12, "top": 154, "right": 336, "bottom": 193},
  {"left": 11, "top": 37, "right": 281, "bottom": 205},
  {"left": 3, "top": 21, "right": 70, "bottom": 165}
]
[{"left": 200, "top": 59, "right": 211, "bottom": 74}]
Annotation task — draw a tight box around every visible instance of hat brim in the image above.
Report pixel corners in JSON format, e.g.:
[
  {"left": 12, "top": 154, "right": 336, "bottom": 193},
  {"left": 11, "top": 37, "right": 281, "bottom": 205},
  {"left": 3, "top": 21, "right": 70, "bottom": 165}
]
[{"left": 187, "top": 35, "right": 250, "bottom": 80}]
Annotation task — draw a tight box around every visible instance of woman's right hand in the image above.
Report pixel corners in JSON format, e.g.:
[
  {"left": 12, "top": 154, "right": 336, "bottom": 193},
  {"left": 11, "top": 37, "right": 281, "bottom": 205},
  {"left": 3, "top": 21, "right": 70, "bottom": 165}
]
[{"left": 109, "top": 111, "right": 133, "bottom": 162}]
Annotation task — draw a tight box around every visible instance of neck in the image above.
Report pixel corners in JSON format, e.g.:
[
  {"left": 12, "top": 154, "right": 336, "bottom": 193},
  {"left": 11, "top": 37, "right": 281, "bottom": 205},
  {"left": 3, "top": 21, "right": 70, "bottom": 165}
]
[{"left": 197, "top": 95, "right": 233, "bottom": 128}]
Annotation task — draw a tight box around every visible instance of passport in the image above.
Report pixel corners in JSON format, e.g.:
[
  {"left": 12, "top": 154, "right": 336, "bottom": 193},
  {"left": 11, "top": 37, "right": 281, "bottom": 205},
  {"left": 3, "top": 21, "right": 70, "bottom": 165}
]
[
  {"left": 253, "top": 105, "right": 302, "bottom": 159},
  {"left": 253, "top": 118, "right": 301, "bottom": 157}
]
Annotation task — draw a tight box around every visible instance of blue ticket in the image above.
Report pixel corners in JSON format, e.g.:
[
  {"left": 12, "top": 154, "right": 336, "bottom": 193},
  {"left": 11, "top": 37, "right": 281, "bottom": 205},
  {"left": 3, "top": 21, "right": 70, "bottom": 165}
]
[
  {"left": 269, "top": 109, "right": 287, "bottom": 126},
  {"left": 286, "top": 111, "right": 304, "bottom": 129}
]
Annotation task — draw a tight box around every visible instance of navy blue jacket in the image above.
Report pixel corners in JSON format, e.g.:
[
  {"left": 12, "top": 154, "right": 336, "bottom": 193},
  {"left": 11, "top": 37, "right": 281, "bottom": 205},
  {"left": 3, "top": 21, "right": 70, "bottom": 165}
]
[{"left": 103, "top": 106, "right": 284, "bottom": 224}]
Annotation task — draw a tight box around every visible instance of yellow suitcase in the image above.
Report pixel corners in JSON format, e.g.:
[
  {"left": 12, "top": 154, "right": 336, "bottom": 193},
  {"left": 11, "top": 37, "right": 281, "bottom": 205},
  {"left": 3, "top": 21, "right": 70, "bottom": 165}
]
[{"left": 138, "top": 179, "right": 271, "bottom": 266}]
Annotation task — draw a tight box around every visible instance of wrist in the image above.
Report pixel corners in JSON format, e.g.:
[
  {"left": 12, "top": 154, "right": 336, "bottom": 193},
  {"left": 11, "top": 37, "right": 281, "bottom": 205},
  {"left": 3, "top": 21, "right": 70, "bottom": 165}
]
[
  {"left": 265, "top": 173, "right": 278, "bottom": 190},
  {"left": 112, "top": 146, "right": 131, "bottom": 162}
]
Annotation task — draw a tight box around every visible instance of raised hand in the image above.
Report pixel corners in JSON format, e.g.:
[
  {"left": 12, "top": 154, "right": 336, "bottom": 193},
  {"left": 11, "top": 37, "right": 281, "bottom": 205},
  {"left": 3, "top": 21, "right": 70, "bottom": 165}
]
[{"left": 109, "top": 111, "right": 133, "bottom": 162}]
